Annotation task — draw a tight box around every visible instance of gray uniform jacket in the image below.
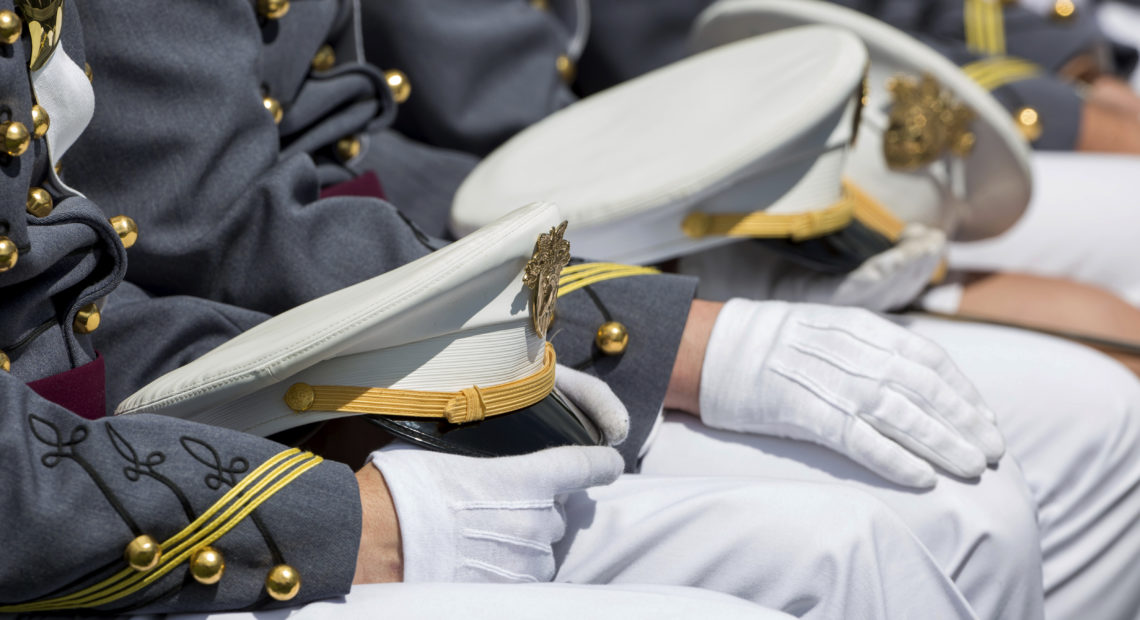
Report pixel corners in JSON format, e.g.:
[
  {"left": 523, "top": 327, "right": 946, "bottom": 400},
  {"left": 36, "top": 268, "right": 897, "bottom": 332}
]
[
  {"left": 0, "top": 0, "right": 360, "bottom": 613},
  {"left": 64, "top": 0, "right": 695, "bottom": 471},
  {"left": 450, "top": 0, "right": 1100, "bottom": 150}
]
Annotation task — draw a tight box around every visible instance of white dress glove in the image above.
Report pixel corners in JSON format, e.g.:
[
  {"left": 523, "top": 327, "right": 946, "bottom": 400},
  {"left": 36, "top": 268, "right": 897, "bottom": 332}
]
[
  {"left": 699, "top": 299, "right": 1005, "bottom": 488},
  {"left": 681, "top": 224, "right": 947, "bottom": 312},
  {"left": 555, "top": 364, "right": 630, "bottom": 446},
  {"left": 369, "top": 443, "right": 624, "bottom": 583}
]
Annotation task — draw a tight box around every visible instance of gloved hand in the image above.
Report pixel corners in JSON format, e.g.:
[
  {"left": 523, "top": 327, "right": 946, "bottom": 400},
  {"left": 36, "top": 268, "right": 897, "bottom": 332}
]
[
  {"left": 369, "top": 443, "right": 624, "bottom": 582},
  {"left": 699, "top": 299, "right": 1005, "bottom": 488},
  {"left": 680, "top": 224, "right": 946, "bottom": 312},
  {"left": 555, "top": 364, "right": 630, "bottom": 446}
]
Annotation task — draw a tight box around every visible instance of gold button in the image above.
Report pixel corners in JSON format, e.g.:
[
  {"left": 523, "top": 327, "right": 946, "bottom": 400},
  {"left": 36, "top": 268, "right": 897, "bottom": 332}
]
[
  {"left": 258, "top": 0, "right": 291, "bottom": 19},
  {"left": 110, "top": 215, "right": 139, "bottom": 248},
  {"left": 384, "top": 69, "right": 411, "bottom": 104},
  {"left": 335, "top": 136, "right": 361, "bottom": 162},
  {"left": 0, "top": 236, "right": 17, "bottom": 272},
  {"left": 30, "top": 105, "right": 49, "bottom": 139},
  {"left": 311, "top": 44, "right": 335, "bottom": 72},
  {"left": 54, "top": 161, "right": 62, "bottom": 176},
  {"left": 1014, "top": 106, "right": 1042, "bottom": 142},
  {"left": 263, "top": 95, "right": 284, "bottom": 124},
  {"left": 1, "top": 121, "right": 30, "bottom": 157},
  {"left": 284, "top": 383, "right": 315, "bottom": 412},
  {"left": 124, "top": 534, "right": 162, "bottom": 572},
  {"left": 595, "top": 321, "right": 629, "bottom": 355},
  {"left": 0, "top": 10, "right": 21, "bottom": 46},
  {"left": 530, "top": 0, "right": 550, "bottom": 9},
  {"left": 74, "top": 303, "right": 101, "bottom": 334},
  {"left": 1052, "top": 0, "right": 1076, "bottom": 19},
  {"left": 189, "top": 546, "right": 226, "bottom": 585},
  {"left": 556, "top": 54, "right": 576, "bottom": 85},
  {"left": 26, "top": 187, "right": 52, "bottom": 218},
  {"left": 0, "top": 350, "right": 9, "bottom": 372},
  {"left": 265, "top": 564, "right": 301, "bottom": 601},
  {"left": 84, "top": 62, "right": 93, "bottom": 83}
]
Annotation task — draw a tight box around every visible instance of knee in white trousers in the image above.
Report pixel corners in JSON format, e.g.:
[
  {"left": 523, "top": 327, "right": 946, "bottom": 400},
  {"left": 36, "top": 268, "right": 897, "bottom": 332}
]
[{"left": 553, "top": 476, "right": 977, "bottom": 620}]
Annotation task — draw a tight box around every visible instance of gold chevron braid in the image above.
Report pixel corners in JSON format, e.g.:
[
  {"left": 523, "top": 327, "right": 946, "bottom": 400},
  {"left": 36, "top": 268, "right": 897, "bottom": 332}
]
[
  {"left": 557, "top": 263, "right": 662, "bottom": 298},
  {"left": 963, "top": 57, "right": 1042, "bottom": 90},
  {"left": 844, "top": 181, "right": 905, "bottom": 242},
  {"left": 285, "top": 343, "right": 557, "bottom": 425},
  {"left": 2, "top": 450, "right": 320, "bottom": 612},
  {"left": 965, "top": 0, "right": 1006, "bottom": 55}
]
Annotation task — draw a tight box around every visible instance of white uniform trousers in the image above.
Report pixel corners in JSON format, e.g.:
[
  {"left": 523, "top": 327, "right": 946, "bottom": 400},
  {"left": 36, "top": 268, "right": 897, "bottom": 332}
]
[
  {"left": 640, "top": 317, "right": 1140, "bottom": 620},
  {"left": 949, "top": 153, "right": 1140, "bottom": 307},
  {"left": 554, "top": 476, "right": 977, "bottom": 620},
  {"left": 148, "top": 582, "right": 792, "bottom": 620}
]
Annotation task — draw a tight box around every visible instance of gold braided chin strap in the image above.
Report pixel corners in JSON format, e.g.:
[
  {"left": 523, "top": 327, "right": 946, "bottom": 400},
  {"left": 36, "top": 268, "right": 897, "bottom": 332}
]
[
  {"left": 284, "top": 343, "right": 557, "bottom": 425},
  {"left": 680, "top": 181, "right": 905, "bottom": 243}
]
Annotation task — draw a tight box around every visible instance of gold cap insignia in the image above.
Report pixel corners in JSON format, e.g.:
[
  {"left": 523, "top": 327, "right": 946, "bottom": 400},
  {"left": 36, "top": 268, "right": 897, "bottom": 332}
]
[
  {"left": 524, "top": 221, "right": 570, "bottom": 338},
  {"left": 883, "top": 73, "right": 976, "bottom": 171}
]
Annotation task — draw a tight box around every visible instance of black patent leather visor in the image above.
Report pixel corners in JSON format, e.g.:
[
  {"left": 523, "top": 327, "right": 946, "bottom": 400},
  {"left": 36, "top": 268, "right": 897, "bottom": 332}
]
[
  {"left": 754, "top": 218, "right": 896, "bottom": 273},
  {"left": 362, "top": 387, "right": 604, "bottom": 457}
]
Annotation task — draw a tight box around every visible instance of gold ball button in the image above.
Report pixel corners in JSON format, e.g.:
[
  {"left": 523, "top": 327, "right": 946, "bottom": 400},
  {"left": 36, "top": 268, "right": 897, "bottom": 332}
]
[
  {"left": 74, "top": 303, "right": 101, "bottom": 334},
  {"left": 1014, "top": 106, "right": 1043, "bottom": 142},
  {"left": 84, "top": 62, "right": 93, "bottom": 83},
  {"left": 335, "top": 136, "right": 361, "bottom": 162},
  {"left": 530, "top": 0, "right": 550, "bottom": 9},
  {"left": 265, "top": 564, "right": 301, "bottom": 601},
  {"left": 189, "top": 546, "right": 225, "bottom": 585},
  {"left": 0, "top": 350, "right": 9, "bottom": 372},
  {"left": 124, "top": 534, "right": 162, "bottom": 572},
  {"left": 263, "top": 96, "right": 284, "bottom": 124},
  {"left": 1053, "top": 0, "right": 1076, "bottom": 19},
  {"left": 110, "top": 215, "right": 139, "bottom": 248},
  {"left": 384, "top": 69, "right": 411, "bottom": 104},
  {"left": 284, "top": 383, "right": 315, "bottom": 412},
  {"left": 311, "top": 44, "right": 336, "bottom": 72},
  {"left": 0, "top": 10, "right": 21, "bottom": 45},
  {"left": 26, "top": 187, "right": 53, "bottom": 218},
  {"left": 595, "top": 321, "right": 630, "bottom": 355},
  {"left": 2, "top": 121, "right": 30, "bottom": 157},
  {"left": 30, "top": 105, "right": 49, "bottom": 139},
  {"left": 556, "top": 54, "right": 576, "bottom": 85},
  {"left": 0, "top": 236, "right": 17, "bottom": 272},
  {"left": 258, "top": 0, "right": 291, "bottom": 19}
]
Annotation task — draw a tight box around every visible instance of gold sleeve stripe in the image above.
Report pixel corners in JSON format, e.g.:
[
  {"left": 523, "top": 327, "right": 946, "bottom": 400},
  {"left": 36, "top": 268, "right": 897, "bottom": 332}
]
[
  {"left": 558, "top": 264, "right": 661, "bottom": 298},
  {"left": 965, "top": 0, "right": 1006, "bottom": 56},
  {"left": 1, "top": 450, "right": 322, "bottom": 612},
  {"left": 962, "top": 57, "right": 1042, "bottom": 91}
]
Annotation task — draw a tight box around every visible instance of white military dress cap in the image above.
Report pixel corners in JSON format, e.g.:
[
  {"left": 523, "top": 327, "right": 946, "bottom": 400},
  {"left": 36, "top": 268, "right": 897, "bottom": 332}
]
[
  {"left": 692, "top": 0, "right": 1033, "bottom": 242},
  {"left": 116, "top": 202, "right": 605, "bottom": 457},
  {"left": 452, "top": 26, "right": 879, "bottom": 270}
]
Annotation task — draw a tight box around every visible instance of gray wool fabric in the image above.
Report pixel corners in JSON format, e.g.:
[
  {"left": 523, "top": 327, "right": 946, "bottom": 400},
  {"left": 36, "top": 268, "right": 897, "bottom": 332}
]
[
  {"left": 0, "top": 0, "right": 361, "bottom": 613},
  {"left": 67, "top": 0, "right": 696, "bottom": 473}
]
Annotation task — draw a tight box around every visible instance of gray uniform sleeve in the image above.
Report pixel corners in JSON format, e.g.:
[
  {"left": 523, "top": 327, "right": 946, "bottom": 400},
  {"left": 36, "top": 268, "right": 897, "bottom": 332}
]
[
  {"left": 0, "top": 371, "right": 360, "bottom": 614},
  {"left": 551, "top": 271, "right": 698, "bottom": 470},
  {"left": 67, "top": 0, "right": 432, "bottom": 315}
]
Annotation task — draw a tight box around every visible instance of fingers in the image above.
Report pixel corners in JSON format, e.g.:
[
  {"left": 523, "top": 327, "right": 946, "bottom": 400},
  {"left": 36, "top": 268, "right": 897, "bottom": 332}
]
[
  {"left": 885, "top": 356, "right": 1005, "bottom": 464},
  {"left": 892, "top": 329, "right": 998, "bottom": 425},
  {"left": 863, "top": 388, "right": 987, "bottom": 479},
  {"left": 842, "top": 419, "right": 938, "bottom": 488},
  {"left": 554, "top": 365, "right": 630, "bottom": 446},
  {"left": 518, "top": 445, "right": 624, "bottom": 495}
]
